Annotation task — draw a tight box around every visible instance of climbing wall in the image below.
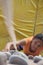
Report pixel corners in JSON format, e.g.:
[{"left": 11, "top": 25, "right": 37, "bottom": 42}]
[
  {"left": 0, "top": 8, "right": 11, "bottom": 50},
  {"left": 13, "top": 0, "right": 43, "bottom": 40},
  {"left": 0, "top": 0, "right": 43, "bottom": 50}
]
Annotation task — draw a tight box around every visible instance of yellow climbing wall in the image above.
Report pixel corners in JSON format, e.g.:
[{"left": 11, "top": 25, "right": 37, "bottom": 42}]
[
  {"left": 0, "top": 9, "right": 11, "bottom": 50},
  {"left": 13, "top": 0, "right": 43, "bottom": 40},
  {"left": 0, "top": 0, "right": 43, "bottom": 50}
]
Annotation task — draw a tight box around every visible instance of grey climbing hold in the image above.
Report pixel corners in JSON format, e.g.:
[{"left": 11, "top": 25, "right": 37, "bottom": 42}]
[
  {"left": 9, "top": 51, "right": 29, "bottom": 65},
  {"left": 28, "top": 55, "right": 33, "bottom": 59},
  {"left": 33, "top": 56, "right": 43, "bottom": 63},
  {"left": 4, "top": 52, "right": 11, "bottom": 60},
  {"left": 0, "top": 52, "right": 7, "bottom": 65}
]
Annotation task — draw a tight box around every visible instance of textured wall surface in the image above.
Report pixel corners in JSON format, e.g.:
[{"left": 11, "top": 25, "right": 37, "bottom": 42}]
[
  {"left": 13, "top": 0, "right": 43, "bottom": 40},
  {"left": 0, "top": 0, "right": 43, "bottom": 50}
]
